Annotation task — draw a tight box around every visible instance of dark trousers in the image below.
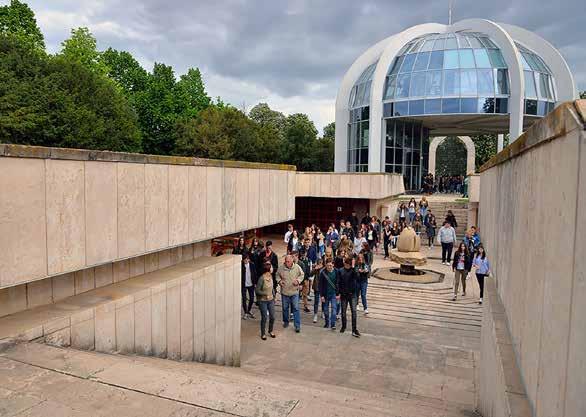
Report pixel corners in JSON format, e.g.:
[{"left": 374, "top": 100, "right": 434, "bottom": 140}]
[
  {"left": 476, "top": 273, "right": 486, "bottom": 298},
  {"left": 340, "top": 294, "right": 358, "bottom": 332},
  {"left": 242, "top": 285, "right": 255, "bottom": 314},
  {"left": 259, "top": 300, "right": 275, "bottom": 336},
  {"left": 441, "top": 242, "right": 454, "bottom": 263},
  {"left": 383, "top": 240, "right": 390, "bottom": 257}
]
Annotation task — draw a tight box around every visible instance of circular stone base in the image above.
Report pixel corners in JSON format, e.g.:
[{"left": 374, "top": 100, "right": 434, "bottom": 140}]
[{"left": 373, "top": 268, "right": 443, "bottom": 284}]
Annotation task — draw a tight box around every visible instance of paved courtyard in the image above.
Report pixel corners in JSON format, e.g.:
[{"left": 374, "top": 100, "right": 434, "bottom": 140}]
[{"left": 0, "top": 241, "right": 482, "bottom": 417}]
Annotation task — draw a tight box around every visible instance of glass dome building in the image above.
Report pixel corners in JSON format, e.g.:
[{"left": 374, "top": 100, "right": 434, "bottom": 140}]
[{"left": 335, "top": 19, "right": 578, "bottom": 190}]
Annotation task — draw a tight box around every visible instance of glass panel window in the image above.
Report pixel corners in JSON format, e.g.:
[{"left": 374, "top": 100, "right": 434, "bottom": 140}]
[
  {"left": 394, "top": 122, "right": 403, "bottom": 147},
  {"left": 413, "top": 52, "right": 430, "bottom": 71},
  {"left": 384, "top": 75, "right": 397, "bottom": 100},
  {"left": 420, "top": 39, "right": 435, "bottom": 52},
  {"left": 385, "top": 148, "right": 394, "bottom": 165},
  {"left": 400, "top": 54, "right": 417, "bottom": 73},
  {"left": 495, "top": 98, "right": 508, "bottom": 113},
  {"left": 409, "top": 99, "right": 425, "bottom": 115},
  {"left": 460, "top": 69, "right": 477, "bottom": 95},
  {"left": 524, "top": 71, "right": 537, "bottom": 98},
  {"left": 525, "top": 99, "right": 538, "bottom": 115},
  {"left": 548, "top": 76, "right": 556, "bottom": 101},
  {"left": 442, "top": 98, "right": 460, "bottom": 113},
  {"left": 424, "top": 99, "right": 442, "bottom": 114},
  {"left": 522, "top": 53, "right": 541, "bottom": 71},
  {"left": 459, "top": 49, "right": 475, "bottom": 68},
  {"left": 395, "top": 149, "right": 403, "bottom": 165},
  {"left": 383, "top": 102, "right": 394, "bottom": 118},
  {"left": 537, "top": 101, "right": 547, "bottom": 116},
  {"left": 425, "top": 71, "right": 442, "bottom": 96},
  {"left": 519, "top": 54, "right": 531, "bottom": 70},
  {"left": 355, "top": 84, "right": 366, "bottom": 106},
  {"left": 359, "top": 149, "right": 369, "bottom": 164},
  {"left": 428, "top": 51, "right": 444, "bottom": 70},
  {"left": 362, "top": 81, "right": 371, "bottom": 105},
  {"left": 533, "top": 55, "right": 549, "bottom": 73},
  {"left": 474, "top": 49, "right": 491, "bottom": 67},
  {"left": 477, "top": 69, "right": 494, "bottom": 95},
  {"left": 395, "top": 74, "right": 411, "bottom": 98},
  {"left": 443, "top": 69, "right": 460, "bottom": 96},
  {"left": 539, "top": 73, "right": 552, "bottom": 99},
  {"left": 486, "top": 50, "right": 506, "bottom": 68},
  {"left": 432, "top": 38, "right": 445, "bottom": 50},
  {"left": 389, "top": 56, "right": 404, "bottom": 75},
  {"left": 445, "top": 37, "right": 458, "bottom": 49},
  {"left": 394, "top": 101, "right": 409, "bottom": 116},
  {"left": 496, "top": 69, "right": 509, "bottom": 94},
  {"left": 461, "top": 98, "right": 477, "bottom": 113},
  {"left": 410, "top": 72, "right": 427, "bottom": 97},
  {"left": 468, "top": 36, "right": 483, "bottom": 48},
  {"left": 478, "top": 97, "right": 495, "bottom": 113},
  {"left": 478, "top": 37, "right": 493, "bottom": 48},
  {"left": 444, "top": 50, "right": 459, "bottom": 69},
  {"left": 348, "top": 86, "right": 357, "bottom": 107},
  {"left": 457, "top": 34, "right": 470, "bottom": 48}
]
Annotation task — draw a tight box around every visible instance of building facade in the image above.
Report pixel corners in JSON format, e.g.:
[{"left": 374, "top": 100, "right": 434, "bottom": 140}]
[{"left": 335, "top": 19, "right": 578, "bottom": 190}]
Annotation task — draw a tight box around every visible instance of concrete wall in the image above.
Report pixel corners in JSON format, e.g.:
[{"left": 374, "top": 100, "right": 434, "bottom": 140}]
[
  {"left": 295, "top": 172, "right": 404, "bottom": 200},
  {"left": 0, "top": 146, "right": 295, "bottom": 290},
  {"left": 477, "top": 100, "right": 586, "bottom": 417}
]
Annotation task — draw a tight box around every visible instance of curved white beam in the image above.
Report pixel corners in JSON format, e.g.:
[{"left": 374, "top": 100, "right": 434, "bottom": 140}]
[
  {"left": 499, "top": 22, "right": 578, "bottom": 103},
  {"left": 451, "top": 19, "right": 525, "bottom": 141},
  {"left": 428, "top": 136, "right": 476, "bottom": 177},
  {"left": 369, "top": 23, "right": 447, "bottom": 172}
]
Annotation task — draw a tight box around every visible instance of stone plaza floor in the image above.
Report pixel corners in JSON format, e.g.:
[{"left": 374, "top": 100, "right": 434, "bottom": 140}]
[{"left": 0, "top": 241, "right": 482, "bottom": 417}]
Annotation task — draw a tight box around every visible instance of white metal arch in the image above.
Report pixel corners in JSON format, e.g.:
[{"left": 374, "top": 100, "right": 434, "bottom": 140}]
[{"left": 428, "top": 136, "right": 476, "bottom": 177}]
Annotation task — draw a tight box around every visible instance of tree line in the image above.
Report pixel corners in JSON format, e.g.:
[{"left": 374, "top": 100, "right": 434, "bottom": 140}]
[{"left": 0, "top": 0, "right": 335, "bottom": 171}]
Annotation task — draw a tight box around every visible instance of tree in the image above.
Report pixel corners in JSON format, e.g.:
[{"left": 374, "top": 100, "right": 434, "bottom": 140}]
[
  {"left": 283, "top": 113, "right": 319, "bottom": 171},
  {"left": 60, "top": 27, "right": 108, "bottom": 75},
  {"left": 0, "top": 0, "right": 44, "bottom": 52},
  {"left": 175, "top": 68, "right": 211, "bottom": 118},
  {"left": 471, "top": 134, "right": 498, "bottom": 170},
  {"left": 101, "top": 48, "right": 148, "bottom": 94},
  {"left": 314, "top": 122, "right": 335, "bottom": 171},
  {"left": 249, "top": 103, "right": 286, "bottom": 137},
  {"left": 0, "top": 35, "right": 141, "bottom": 152}
]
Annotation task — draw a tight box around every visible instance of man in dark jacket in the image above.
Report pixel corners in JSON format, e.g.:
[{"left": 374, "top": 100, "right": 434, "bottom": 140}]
[
  {"left": 319, "top": 258, "right": 340, "bottom": 330},
  {"left": 337, "top": 257, "right": 360, "bottom": 337},
  {"left": 241, "top": 254, "right": 258, "bottom": 318},
  {"left": 262, "top": 241, "right": 279, "bottom": 296}
]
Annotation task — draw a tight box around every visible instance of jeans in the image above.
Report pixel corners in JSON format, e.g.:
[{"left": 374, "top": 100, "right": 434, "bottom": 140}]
[
  {"left": 391, "top": 236, "right": 398, "bottom": 249},
  {"left": 313, "top": 290, "right": 321, "bottom": 315},
  {"left": 476, "top": 273, "right": 486, "bottom": 298},
  {"left": 242, "top": 285, "right": 255, "bottom": 314},
  {"left": 258, "top": 300, "right": 275, "bottom": 336},
  {"left": 340, "top": 294, "right": 358, "bottom": 332},
  {"left": 323, "top": 294, "right": 338, "bottom": 328},
  {"left": 409, "top": 212, "right": 416, "bottom": 223},
  {"left": 441, "top": 242, "right": 454, "bottom": 263},
  {"left": 454, "top": 270, "right": 467, "bottom": 295},
  {"left": 358, "top": 280, "right": 368, "bottom": 310},
  {"left": 281, "top": 293, "right": 301, "bottom": 330}
]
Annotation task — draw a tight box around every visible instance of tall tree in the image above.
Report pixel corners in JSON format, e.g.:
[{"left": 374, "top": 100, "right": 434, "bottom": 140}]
[
  {"left": 471, "top": 134, "right": 498, "bottom": 170},
  {"left": 249, "top": 103, "right": 286, "bottom": 137},
  {"left": 0, "top": 0, "right": 44, "bottom": 52},
  {"left": 60, "top": 27, "right": 108, "bottom": 74},
  {"left": 314, "top": 122, "right": 335, "bottom": 171},
  {"left": 0, "top": 35, "right": 141, "bottom": 152},
  {"left": 283, "top": 113, "right": 319, "bottom": 171},
  {"left": 101, "top": 48, "right": 148, "bottom": 94},
  {"left": 175, "top": 68, "right": 211, "bottom": 118}
]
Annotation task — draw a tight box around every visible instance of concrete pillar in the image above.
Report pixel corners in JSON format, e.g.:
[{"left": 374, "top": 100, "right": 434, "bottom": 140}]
[{"left": 497, "top": 134, "right": 505, "bottom": 152}]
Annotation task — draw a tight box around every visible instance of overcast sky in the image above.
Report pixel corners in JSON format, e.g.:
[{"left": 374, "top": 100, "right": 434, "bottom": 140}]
[{"left": 18, "top": 0, "right": 586, "bottom": 133}]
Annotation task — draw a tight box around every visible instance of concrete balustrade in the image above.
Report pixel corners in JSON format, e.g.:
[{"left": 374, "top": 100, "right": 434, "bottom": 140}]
[
  {"left": 0, "top": 255, "right": 241, "bottom": 366},
  {"left": 477, "top": 100, "right": 586, "bottom": 417},
  {"left": 295, "top": 171, "right": 404, "bottom": 199},
  {"left": 0, "top": 145, "right": 296, "bottom": 290}
]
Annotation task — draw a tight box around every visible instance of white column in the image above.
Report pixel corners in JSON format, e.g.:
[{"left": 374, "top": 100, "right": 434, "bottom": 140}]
[{"left": 497, "top": 134, "right": 505, "bottom": 152}]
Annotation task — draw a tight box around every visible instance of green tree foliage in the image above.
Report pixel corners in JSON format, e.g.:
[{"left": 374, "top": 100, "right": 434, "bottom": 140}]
[
  {"left": 249, "top": 103, "right": 287, "bottom": 137},
  {"left": 101, "top": 48, "right": 149, "bottom": 93},
  {"left": 0, "top": 35, "right": 141, "bottom": 151},
  {"left": 471, "top": 134, "right": 498, "bottom": 170},
  {"left": 283, "top": 113, "right": 319, "bottom": 171},
  {"left": 0, "top": 0, "right": 44, "bottom": 51},
  {"left": 314, "top": 122, "right": 335, "bottom": 171},
  {"left": 436, "top": 137, "right": 467, "bottom": 176},
  {"left": 60, "top": 27, "right": 108, "bottom": 75},
  {"left": 176, "top": 68, "right": 211, "bottom": 117}
]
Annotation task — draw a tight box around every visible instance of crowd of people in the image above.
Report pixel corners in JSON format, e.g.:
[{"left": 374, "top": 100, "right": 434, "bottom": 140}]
[
  {"left": 420, "top": 173, "right": 466, "bottom": 196},
  {"left": 236, "top": 201, "right": 490, "bottom": 340}
]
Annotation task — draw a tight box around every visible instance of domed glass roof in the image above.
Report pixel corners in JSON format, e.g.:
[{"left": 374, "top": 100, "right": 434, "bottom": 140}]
[
  {"left": 349, "top": 61, "right": 378, "bottom": 109},
  {"left": 383, "top": 32, "right": 511, "bottom": 117},
  {"left": 516, "top": 42, "right": 556, "bottom": 116}
]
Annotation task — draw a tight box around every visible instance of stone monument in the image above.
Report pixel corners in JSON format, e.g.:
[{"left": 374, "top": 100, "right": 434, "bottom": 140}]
[{"left": 390, "top": 227, "right": 427, "bottom": 274}]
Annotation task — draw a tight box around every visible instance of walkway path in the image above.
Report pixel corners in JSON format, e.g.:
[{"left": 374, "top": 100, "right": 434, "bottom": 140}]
[{"left": 0, "top": 239, "right": 481, "bottom": 417}]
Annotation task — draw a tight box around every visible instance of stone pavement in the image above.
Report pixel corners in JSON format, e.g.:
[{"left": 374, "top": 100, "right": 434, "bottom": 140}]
[{"left": 0, "top": 240, "right": 482, "bottom": 417}]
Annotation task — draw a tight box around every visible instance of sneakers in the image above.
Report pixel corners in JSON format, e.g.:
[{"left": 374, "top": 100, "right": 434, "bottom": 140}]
[
  {"left": 462, "top": 292, "right": 466, "bottom": 297},
  {"left": 352, "top": 330, "right": 361, "bottom": 338},
  {"left": 283, "top": 322, "right": 289, "bottom": 328},
  {"left": 323, "top": 323, "right": 329, "bottom": 328},
  {"left": 242, "top": 314, "right": 247, "bottom": 320},
  {"left": 295, "top": 328, "right": 300, "bottom": 333},
  {"left": 452, "top": 295, "right": 457, "bottom": 301},
  {"left": 340, "top": 327, "right": 346, "bottom": 334},
  {"left": 304, "top": 307, "right": 311, "bottom": 313},
  {"left": 269, "top": 332, "right": 276, "bottom": 338},
  {"left": 364, "top": 309, "right": 369, "bottom": 315},
  {"left": 261, "top": 334, "right": 267, "bottom": 340},
  {"left": 357, "top": 305, "right": 362, "bottom": 311},
  {"left": 313, "top": 314, "right": 318, "bottom": 323},
  {"left": 331, "top": 326, "right": 336, "bottom": 331},
  {"left": 479, "top": 298, "right": 483, "bottom": 304},
  {"left": 247, "top": 312, "right": 255, "bottom": 319}
]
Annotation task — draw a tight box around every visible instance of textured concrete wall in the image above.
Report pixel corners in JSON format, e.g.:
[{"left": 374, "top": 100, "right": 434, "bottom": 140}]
[
  {"left": 0, "top": 254, "right": 241, "bottom": 366},
  {"left": 477, "top": 100, "right": 586, "bottom": 417},
  {"left": 0, "top": 148, "right": 295, "bottom": 290},
  {"left": 296, "top": 172, "right": 404, "bottom": 199}
]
